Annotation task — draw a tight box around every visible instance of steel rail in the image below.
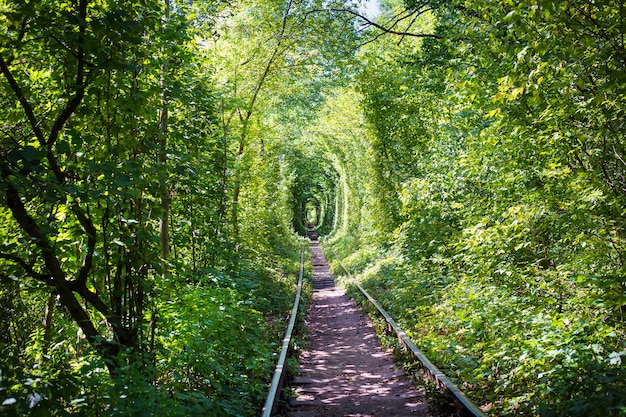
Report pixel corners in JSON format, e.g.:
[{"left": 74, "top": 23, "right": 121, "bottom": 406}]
[
  {"left": 261, "top": 242, "right": 305, "bottom": 417},
  {"left": 333, "top": 250, "right": 488, "bottom": 417}
]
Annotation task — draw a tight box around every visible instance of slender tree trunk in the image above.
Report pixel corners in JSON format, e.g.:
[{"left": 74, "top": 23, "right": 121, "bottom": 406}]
[
  {"left": 229, "top": 0, "right": 295, "bottom": 243},
  {"left": 42, "top": 292, "right": 55, "bottom": 355},
  {"left": 159, "top": 0, "right": 171, "bottom": 278}
]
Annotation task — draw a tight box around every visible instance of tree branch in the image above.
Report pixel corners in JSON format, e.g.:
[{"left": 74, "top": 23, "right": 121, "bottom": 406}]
[
  {"left": 3, "top": 179, "right": 105, "bottom": 345},
  {"left": 46, "top": 0, "right": 88, "bottom": 184},
  {"left": 328, "top": 8, "right": 442, "bottom": 39},
  {"left": 72, "top": 204, "right": 97, "bottom": 285},
  {"left": 0, "top": 54, "right": 47, "bottom": 146},
  {"left": 0, "top": 252, "right": 51, "bottom": 283}
]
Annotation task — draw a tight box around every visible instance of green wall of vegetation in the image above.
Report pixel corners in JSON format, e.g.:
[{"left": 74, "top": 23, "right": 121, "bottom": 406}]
[
  {"left": 322, "top": 1, "right": 626, "bottom": 416},
  {"left": 1, "top": 0, "right": 624, "bottom": 416}
]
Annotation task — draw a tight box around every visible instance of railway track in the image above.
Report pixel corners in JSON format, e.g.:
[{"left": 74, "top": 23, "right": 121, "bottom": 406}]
[
  {"left": 261, "top": 242, "right": 305, "bottom": 417},
  {"left": 262, "top": 231, "right": 487, "bottom": 417},
  {"left": 334, "top": 254, "right": 488, "bottom": 417}
]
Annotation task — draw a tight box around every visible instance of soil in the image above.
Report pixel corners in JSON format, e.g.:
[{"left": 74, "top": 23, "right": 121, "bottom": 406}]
[{"left": 286, "top": 241, "right": 432, "bottom": 417}]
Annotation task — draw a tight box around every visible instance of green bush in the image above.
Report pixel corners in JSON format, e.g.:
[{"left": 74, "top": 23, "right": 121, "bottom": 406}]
[{"left": 353, "top": 257, "right": 625, "bottom": 417}]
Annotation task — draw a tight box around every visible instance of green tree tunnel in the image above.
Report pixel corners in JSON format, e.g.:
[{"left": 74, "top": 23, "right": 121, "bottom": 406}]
[{"left": 1, "top": 0, "right": 624, "bottom": 416}]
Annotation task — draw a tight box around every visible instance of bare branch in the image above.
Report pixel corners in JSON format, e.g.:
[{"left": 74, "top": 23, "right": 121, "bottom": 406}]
[
  {"left": 328, "top": 8, "right": 442, "bottom": 39},
  {"left": 396, "top": 9, "right": 424, "bottom": 45}
]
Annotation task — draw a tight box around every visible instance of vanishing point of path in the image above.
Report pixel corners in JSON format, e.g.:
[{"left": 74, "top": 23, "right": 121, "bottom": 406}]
[{"left": 287, "top": 241, "right": 431, "bottom": 417}]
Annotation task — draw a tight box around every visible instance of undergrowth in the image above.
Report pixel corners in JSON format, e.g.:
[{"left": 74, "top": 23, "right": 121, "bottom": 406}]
[
  {"left": 0, "top": 255, "right": 303, "bottom": 417},
  {"left": 326, "top": 244, "right": 626, "bottom": 417}
]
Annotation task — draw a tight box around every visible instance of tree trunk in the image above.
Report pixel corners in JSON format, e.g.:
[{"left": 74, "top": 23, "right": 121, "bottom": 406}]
[
  {"left": 159, "top": 0, "right": 172, "bottom": 278},
  {"left": 42, "top": 292, "right": 55, "bottom": 355}
]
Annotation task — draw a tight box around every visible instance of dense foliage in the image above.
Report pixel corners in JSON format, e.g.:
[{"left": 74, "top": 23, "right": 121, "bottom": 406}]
[
  {"left": 321, "top": 0, "right": 626, "bottom": 416},
  {"left": 2, "top": 0, "right": 624, "bottom": 415},
  {"left": 0, "top": 0, "right": 311, "bottom": 415}
]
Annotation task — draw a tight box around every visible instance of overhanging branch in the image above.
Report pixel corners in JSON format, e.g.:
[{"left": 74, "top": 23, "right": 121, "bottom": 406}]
[{"left": 328, "top": 7, "right": 443, "bottom": 39}]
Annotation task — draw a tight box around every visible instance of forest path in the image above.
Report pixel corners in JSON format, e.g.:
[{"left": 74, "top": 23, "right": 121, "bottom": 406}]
[{"left": 286, "top": 241, "right": 431, "bottom": 417}]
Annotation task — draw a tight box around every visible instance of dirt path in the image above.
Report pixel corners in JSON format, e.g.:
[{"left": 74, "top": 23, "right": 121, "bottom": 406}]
[{"left": 287, "top": 241, "right": 431, "bottom": 417}]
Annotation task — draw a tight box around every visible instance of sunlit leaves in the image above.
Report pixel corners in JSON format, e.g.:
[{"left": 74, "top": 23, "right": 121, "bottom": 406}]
[
  {"left": 158, "top": 285, "right": 278, "bottom": 416},
  {"left": 323, "top": 1, "right": 626, "bottom": 416}
]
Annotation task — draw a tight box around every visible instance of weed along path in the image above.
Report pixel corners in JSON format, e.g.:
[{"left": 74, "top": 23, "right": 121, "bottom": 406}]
[{"left": 287, "top": 241, "right": 431, "bottom": 417}]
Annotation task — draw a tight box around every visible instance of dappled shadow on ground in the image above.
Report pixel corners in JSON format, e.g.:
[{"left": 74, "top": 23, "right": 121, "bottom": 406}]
[{"left": 288, "top": 244, "right": 430, "bottom": 417}]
